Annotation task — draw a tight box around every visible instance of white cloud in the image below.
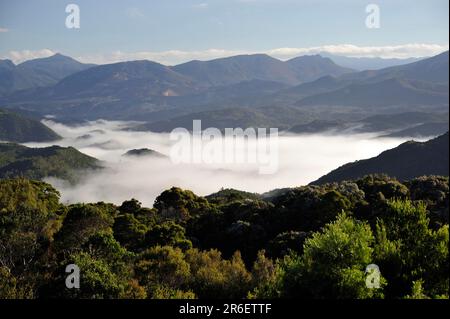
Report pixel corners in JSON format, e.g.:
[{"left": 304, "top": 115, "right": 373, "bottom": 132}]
[
  {"left": 193, "top": 3, "right": 209, "bottom": 9},
  {"left": 26, "top": 120, "right": 410, "bottom": 207},
  {"left": 3, "top": 44, "right": 448, "bottom": 65},
  {"left": 0, "top": 27, "right": 8, "bottom": 33},
  {"left": 1, "top": 49, "right": 56, "bottom": 64},
  {"left": 76, "top": 48, "right": 246, "bottom": 66},
  {"left": 78, "top": 43, "right": 448, "bottom": 65},
  {"left": 126, "top": 7, "right": 145, "bottom": 19},
  {"left": 267, "top": 43, "right": 450, "bottom": 59}
]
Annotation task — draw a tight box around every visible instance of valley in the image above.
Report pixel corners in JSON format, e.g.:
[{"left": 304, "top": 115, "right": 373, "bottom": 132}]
[{"left": 0, "top": 47, "right": 448, "bottom": 301}]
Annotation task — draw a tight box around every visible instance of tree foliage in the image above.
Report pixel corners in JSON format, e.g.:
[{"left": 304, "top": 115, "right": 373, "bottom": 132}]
[{"left": 0, "top": 174, "right": 448, "bottom": 299}]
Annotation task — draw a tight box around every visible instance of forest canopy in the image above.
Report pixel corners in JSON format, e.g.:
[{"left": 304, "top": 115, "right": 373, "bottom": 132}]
[{"left": 0, "top": 175, "right": 448, "bottom": 299}]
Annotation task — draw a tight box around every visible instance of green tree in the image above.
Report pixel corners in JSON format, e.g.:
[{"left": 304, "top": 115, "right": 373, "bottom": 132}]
[
  {"left": 374, "top": 200, "right": 449, "bottom": 298},
  {"left": 135, "top": 246, "right": 191, "bottom": 297},
  {"left": 55, "top": 203, "right": 116, "bottom": 250},
  {"left": 281, "top": 213, "right": 383, "bottom": 298},
  {"left": 185, "top": 249, "right": 252, "bottom": 299},
  {"left": 154, "top": 187, "right": 214, "bottom": 222},
  {"left": 248, "top": 250, "right": 282, "bottom": 299},
  {"left": 113, "top": 213, "right": 148, "bottom": 251},
  {"left": 0, "top": 179, "right": 61, "bottom": 295},
  {"left": 146, "top": 221, "right": 192, "bottom": 250}
]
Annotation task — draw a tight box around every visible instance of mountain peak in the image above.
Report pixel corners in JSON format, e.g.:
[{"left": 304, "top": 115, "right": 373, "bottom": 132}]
[
  {"left": 18, "top": 53, "right": 84, "bottom": 66},
  {"left": 0, "top": 59, "right": 15, "bottom": 68},
  {"left": 288, "top": 54, "right": 325, "bottom": 61}
]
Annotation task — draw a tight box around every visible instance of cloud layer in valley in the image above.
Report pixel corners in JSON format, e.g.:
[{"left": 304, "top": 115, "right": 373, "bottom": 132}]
[{"left": 24, "top": 120, "right": 413, "bottom": 207}]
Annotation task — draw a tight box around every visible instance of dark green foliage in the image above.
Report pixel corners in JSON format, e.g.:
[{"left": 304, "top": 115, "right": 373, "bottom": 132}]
[
  {"left": 0, "top": 175, "right": 448, "bottom": 299},
  {"left": 373, "top": 200, "right": 449, "bottom": 298},
  {"left": 267, "top": 231, "right": 309, "bottom": 258},
  {"left": 206, "top": 188, "right": 261, "bottom": 205},
  {"left": 0, "top": 179, "right": 62, "bottom": 298},
  {"left": 113, "top": 213, "right": 148, "bottom": 251},
  {"left": 0, "top": 143, "right": 101, "bottom": 183},
  {"left": 113, "top": 199, "right": 157, "bottom": 252},
  {"left": 146, "top": 221, "right": 193, "bottom": 250},
  {"left": 407, "top": 176, "right": 449, "bottom": 226},
  {"left": 271, "top": 186, "right": 352, "bottom": 231},
  {"left": 123, "top": 148, "right": 166, "bottom": 158},
  {"left": 279, "top": 213, "right": 382, "bottom": 299},
  {"left": 54, "top": 203, "right": 116, "bottom": 250},
  {"left": 154, "top": 187, "right": 215, "bottom": 222},
  {"left": 0, "top": 109, "right": 61, "bottom": 143}
]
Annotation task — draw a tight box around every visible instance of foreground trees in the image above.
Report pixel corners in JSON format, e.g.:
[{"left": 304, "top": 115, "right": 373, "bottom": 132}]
[{"left": 0, "top": 175, "right": 448, "bottom": 299}]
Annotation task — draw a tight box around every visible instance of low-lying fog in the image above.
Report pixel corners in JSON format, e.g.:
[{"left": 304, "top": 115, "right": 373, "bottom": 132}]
[{"left": 25, "top": 120, "right": 414, "bottom": 207}]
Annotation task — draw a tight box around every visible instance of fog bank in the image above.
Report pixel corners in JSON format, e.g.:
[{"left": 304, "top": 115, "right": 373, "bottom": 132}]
[{"left": 25, "top": 120, "right": 412, "bottom": 207}]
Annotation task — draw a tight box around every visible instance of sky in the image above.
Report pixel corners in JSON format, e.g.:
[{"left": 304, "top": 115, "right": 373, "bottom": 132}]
[{"left": 0, "top": 0, "right": 448, "bottom": 65}]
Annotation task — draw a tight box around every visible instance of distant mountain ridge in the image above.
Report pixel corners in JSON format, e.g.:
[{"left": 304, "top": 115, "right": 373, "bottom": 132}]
[
  {"left": 18, "top": 53, "right": 96, "bottom": 86},
  {"left": 173, "top": 54, "right": 352, "bottom": 87},
  {"left": 297, "top": 77, "right": 448, "bottom": 108},
  {"left": 0, "top": 53, "right": 354, "bottom": 121},
  {"left": 337, "top": 51, "right": 449, "bottom": 85},
  {"left": 0, "top": 51, "right": 448, "bottom": 137},
  {"left": 321, "top": 53, "right": 424, "bottom": 71},
  {"left": 286, "top": 54, "right": 354, "bottom": 82},
  {"left": 0, "top": 53, "right": 94, "bottom": 96},
  {"left": 53, "top": 60, "right": 201, "bottom": 98}
]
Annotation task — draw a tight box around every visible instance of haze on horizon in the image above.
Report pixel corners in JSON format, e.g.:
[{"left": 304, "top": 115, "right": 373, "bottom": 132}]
[{"left": 0, "top": 0, "right": 448, "bottom": 64}]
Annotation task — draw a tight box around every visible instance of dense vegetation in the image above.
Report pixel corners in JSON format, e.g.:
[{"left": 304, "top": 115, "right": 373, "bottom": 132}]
[
  {"left": 0, "top": 143, "right": 101, "bottom": 183},
  {"left": 0, "top": 109, "right": 60, "bottom": 143},
  {"left": 123, "top": 148, "right": 167, "bottom": 158},
  {"left": 0, "top": 175, "right": 448, "bottom": 299}
]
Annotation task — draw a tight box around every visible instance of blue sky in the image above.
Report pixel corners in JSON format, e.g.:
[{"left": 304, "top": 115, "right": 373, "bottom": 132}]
[{"left": 0, "top": 0, "right": 448, "bottom": 64}]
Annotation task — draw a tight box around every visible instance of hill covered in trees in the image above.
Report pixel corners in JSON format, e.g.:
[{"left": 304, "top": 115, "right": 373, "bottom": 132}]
[
  {"left": 0, "top": 143, "right": 101, "bottom": 183},
  {"left": 313, "top": 132, "right": 449, "bottom": 184},
  {"left": 0, "top": 175, "right": 448, "bottom": 299},
  {"left": 123, "top": 148, "right": 167, "bottom": 158},
  {"left": 0, "top": 109, "right": 61, "bottom": 143}
]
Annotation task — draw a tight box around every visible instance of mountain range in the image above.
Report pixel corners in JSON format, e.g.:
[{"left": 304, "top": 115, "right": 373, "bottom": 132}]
[
  {"left": 321, "top": 53, "right": 423, "bottom": 71},
  {"left": 0, "top": 54, "right": 94, "bottom": 96},
  {"left": 0, "top": 51, "right": 448, "bottom": 136},
  {"left": 173, "top": 54, "right": 353, "bottom": 87}
]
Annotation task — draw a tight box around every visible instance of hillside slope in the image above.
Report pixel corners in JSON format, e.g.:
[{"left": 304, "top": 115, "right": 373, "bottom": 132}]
[
  {"left": 0, "top": 109, "right": 61, "bottom": 142},
  {"left": 0, "top": 54, "right": 94, "bottom": 96},
  {"left": 312, "top": 132, "right": 449, "bottom": 184},
  {"left": 0, "top": 143, "right": 101, "bottom": 183}
]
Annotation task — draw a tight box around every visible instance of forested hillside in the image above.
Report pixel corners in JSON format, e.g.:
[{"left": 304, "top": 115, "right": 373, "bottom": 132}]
[
  {"left": 1, "top": 175, "right": 448, "bottom": 299},
  {"left": 0, "top": 143, "right": 101, "bottom": 183},
  {"left": 0, "top": 109, "right": 60, "bottom": 143}
]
